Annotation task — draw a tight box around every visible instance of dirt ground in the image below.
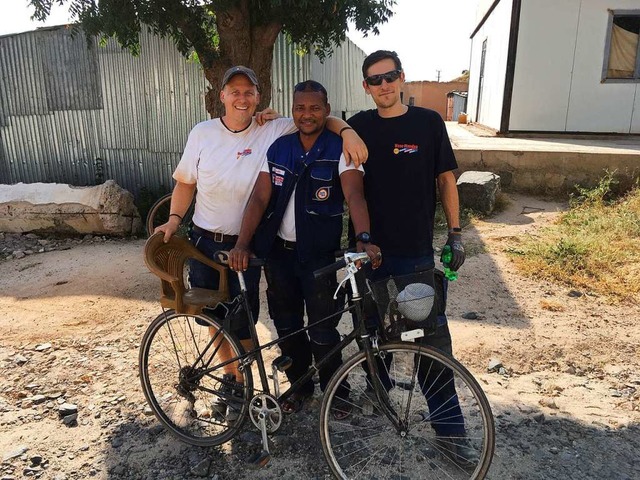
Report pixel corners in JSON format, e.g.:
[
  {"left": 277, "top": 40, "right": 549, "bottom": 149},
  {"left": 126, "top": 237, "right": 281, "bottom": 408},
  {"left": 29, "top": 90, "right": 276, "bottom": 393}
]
[{"left": 0, "top": 192, "right": 638, "bottom": 480}]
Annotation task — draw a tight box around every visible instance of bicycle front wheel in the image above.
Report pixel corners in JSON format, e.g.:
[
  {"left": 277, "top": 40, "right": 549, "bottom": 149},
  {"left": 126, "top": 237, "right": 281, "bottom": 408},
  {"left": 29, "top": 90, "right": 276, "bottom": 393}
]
[
  {"left": 139, "top": 311, "right": 252, "bottom": 446},
  {"left": 320, "top": 342, "right": 495, "bottom": 479}
]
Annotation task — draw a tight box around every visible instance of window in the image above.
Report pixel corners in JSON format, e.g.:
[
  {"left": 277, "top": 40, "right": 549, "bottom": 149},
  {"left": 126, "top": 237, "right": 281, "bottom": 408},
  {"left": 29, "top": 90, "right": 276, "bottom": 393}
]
[{"left": 603, "top": 11, "right": 640, "bottom": 81}]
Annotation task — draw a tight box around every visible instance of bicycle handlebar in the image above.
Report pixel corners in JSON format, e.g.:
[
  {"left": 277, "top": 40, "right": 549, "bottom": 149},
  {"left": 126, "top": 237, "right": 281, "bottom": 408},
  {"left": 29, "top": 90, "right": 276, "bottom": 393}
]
[
  {"left": 213, "top": 250, "right": 265, "bottom": 268},
  {"left": 313, "top": 259, "right": 347, "bottom": 279},
  {"left": 313, "top": 251, "right": 371, "bottom": 279}
]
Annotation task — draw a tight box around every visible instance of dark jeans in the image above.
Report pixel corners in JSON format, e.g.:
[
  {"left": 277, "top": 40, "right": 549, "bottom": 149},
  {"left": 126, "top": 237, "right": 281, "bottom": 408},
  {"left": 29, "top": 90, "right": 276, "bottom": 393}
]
[
  {"left": 189, "top": 230, "right": 261, "bottom": 340},
  {"left": 366, "top": 254, "right": 466, "bottom": 436},
  {"left": 264, "top": 241, "right": 344, "bottom": 395}
]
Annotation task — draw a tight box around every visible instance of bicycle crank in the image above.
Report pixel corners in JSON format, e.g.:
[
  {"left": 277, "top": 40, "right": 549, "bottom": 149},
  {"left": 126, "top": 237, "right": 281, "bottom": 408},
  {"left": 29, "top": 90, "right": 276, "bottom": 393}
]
[
  {"left": 247, "top": 394, "right": 281, "bottom": 468},
  {"left": 248, "top": 394, "right": 282, "bottom": 433}
]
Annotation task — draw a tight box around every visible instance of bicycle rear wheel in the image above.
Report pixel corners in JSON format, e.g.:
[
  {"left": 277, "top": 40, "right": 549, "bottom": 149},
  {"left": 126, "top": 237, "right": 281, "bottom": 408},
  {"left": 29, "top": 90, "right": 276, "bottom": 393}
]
[
  {"left": 320, "top": 342, "right": 494, "bottom": 479},
  {"left": 139, "top": 311, "right": 252, "bottom": 446},
  {"left": 146, "top": 192, "right": 195, "bottom": 237}
]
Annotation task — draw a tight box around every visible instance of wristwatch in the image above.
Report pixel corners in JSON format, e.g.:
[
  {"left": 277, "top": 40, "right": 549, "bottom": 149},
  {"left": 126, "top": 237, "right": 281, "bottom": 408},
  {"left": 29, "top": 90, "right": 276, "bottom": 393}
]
[{"left": 355, "top": 232, "right": 372, "bottom": 244}]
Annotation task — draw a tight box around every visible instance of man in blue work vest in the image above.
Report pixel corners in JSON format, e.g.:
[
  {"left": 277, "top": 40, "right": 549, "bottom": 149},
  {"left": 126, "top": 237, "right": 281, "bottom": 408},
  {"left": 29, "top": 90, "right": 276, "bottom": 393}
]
[{"left": 229, "top": 80, "right": 381, "bottom": 416}]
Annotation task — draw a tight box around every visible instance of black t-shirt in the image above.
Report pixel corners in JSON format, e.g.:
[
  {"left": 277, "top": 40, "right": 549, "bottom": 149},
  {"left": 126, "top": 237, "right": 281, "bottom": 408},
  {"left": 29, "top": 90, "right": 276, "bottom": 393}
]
[{"left": 348, "top": 107, "right": 458, "bottom": 257}]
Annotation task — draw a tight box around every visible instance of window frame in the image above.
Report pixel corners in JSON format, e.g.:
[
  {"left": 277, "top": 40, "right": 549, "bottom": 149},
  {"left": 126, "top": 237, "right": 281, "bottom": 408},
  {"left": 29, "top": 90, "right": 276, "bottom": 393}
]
[{"left": 601, "top": 9, "right": 640, "bottom": 83}]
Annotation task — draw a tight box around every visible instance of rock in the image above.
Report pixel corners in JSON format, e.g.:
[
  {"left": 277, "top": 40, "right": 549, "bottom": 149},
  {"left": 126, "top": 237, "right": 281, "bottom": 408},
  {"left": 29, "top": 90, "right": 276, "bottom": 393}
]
[
  {"left": 461, "top": 311, "right": 479, "bottom": 320},
  {"left": 239, "top": 431, "right": 263, "bottom": 445},
  {"left": 30, "top": 395, "right": 47, "bottom": 404},
  {"left": 58, "top": 403, "right": 78, "bottom": 416},
  {"left": 456, "top": 171, "right": 501, "bottom": 214},
  {"left": 29, "top": 455, "right": 43, "bottom": 467},
  {"left": 487, "top": 358, "right": 503, "bottom": 373},
  {"left": 13, "top": 354, "right": 28, "bottom": 365},
  {"left": 111, "top": 465, "right": 126, "bottom": 476},
  {"left": 190, "top": 458, "right": 211, "bottom": 477},
  {"left": 568, "top": 290, "right": 583, "bottom": 297},
  {"left": 62, "top": 413, "right": 78, "bottom": 426},
  {"left": 533, "top": 412, "right": 545, "bottom": 424},
  {"left": 13, "top": 251, "right": 26, "bottom": 259},
  {"left": 0, "top": 181, "right": 141, "bottom": 236},
  {"left": 3, "top": 445, "right": 28, "bottom": 461},
  {"left": 34, "top": 343, "right": 51, "bottom": 352},
  {"left": 111, "top": 437, "right": 124, "bottom": 448},
  {"left": 539, "top": 397, "right": 559, "bottom": 409}
]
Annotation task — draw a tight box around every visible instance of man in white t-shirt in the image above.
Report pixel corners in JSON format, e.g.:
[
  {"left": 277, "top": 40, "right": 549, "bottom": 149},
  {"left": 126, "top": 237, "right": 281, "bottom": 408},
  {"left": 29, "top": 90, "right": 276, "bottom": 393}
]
[
  {"left": 228, "top": 80, "right": 381, "bottom": 418},
  {"left": 154, "top": 67, "right": 368, "bottom": 421}
]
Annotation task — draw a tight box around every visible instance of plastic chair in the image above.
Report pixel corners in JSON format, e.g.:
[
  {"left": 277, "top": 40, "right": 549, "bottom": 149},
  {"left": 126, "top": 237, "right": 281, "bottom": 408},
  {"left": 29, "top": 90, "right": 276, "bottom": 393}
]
[{"left": 144, "top": 232, "right": 229, "bottom": 315}]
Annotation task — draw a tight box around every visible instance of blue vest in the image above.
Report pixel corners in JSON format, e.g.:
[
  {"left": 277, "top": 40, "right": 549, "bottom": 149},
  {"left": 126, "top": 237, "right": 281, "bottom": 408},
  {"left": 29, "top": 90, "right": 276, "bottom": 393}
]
[{"left": 254, "top": 129, "right": 344, "bottom": 262}]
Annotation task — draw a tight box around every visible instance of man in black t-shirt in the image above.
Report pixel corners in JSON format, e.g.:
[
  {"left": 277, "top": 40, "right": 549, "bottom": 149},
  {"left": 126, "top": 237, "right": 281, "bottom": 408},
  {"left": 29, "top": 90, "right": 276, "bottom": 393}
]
[{"left": 348, "top": 50, "right": 475, "bottom": 466}]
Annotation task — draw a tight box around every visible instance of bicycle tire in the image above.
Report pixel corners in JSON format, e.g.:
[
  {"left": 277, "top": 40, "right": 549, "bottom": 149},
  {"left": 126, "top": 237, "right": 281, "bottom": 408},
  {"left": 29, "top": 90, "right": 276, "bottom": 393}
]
[
  {"left": 320, "top": 342, "right": 495, "bottom": 479},
  {"left": 146, "top": 192, "right": 195, "bottom": 237},
  {"left": 139, "top": 310, "right": 252, "bottom": 446}
]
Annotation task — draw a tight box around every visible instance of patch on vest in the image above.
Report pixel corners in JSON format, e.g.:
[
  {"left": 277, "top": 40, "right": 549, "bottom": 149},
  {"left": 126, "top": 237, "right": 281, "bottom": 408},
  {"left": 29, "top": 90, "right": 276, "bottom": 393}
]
[
  {"left": 393, "top": 143, "right": 419, "bottom": 155},
  {"left": 273, "top": 167, "right": 285, "bottom": 175},
  {"left": 314, "top": 187, "right": 330, "bottom": 201},
  {"left": 272, "top": 174, "right": 284, "bottom": 186}
]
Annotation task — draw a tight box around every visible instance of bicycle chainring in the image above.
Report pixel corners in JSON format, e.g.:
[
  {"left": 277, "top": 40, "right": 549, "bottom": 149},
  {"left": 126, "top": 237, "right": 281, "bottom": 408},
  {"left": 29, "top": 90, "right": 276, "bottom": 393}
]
[{"left": 249, "top": 394, "right": 282, "bottom": 433}]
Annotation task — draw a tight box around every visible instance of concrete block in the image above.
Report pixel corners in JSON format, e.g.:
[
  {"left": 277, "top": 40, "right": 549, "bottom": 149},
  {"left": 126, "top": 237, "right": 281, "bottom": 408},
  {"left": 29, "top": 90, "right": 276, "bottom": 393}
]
[
  {"left": 0, "top": 180, "right": 141, "bottom": 235},
  {"left": 457, "top": 171, "right": 501, "bottom": 214}
]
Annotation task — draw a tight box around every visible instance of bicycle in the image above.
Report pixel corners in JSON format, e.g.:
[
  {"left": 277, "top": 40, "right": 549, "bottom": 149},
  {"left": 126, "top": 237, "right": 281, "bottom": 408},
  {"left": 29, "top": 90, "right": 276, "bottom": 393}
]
[
  {"left": 139, "top": 233, "right": 495, "bottom": 479},
  {"left": 145, "top": 192, "right": 195, "bottom": 237}
]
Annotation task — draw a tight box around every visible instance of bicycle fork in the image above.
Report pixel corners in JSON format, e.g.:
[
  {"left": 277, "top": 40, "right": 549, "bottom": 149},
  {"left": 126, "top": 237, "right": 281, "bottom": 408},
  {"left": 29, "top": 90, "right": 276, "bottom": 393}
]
[{"left": 347, "top": 266, "right": 405, "bottom": 434}]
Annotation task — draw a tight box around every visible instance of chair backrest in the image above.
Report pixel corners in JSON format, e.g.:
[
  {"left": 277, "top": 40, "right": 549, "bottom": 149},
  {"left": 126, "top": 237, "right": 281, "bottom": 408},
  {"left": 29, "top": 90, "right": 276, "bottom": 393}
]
[{"left": 144, "top": 232, "right": 229, "bottom": 313}]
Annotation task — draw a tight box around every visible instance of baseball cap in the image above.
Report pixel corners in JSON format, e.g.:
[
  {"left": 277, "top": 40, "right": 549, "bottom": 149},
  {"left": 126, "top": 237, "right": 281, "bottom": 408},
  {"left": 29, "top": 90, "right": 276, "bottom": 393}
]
[{"left": 221, "top": 65, "right": 259, "bottom": 89}]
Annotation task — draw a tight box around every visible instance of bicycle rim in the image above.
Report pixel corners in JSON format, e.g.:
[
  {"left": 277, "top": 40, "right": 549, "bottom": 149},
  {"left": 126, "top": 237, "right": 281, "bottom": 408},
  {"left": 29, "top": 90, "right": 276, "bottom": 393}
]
[
  {"left": 320, "top": 342, "right": 495, "bottom": 479},
  {"left": 146, "top": 193, "right": 194, "bottom": 237},
  {"left": 139, "top": 311, "right": 252, "bottom": 446}
]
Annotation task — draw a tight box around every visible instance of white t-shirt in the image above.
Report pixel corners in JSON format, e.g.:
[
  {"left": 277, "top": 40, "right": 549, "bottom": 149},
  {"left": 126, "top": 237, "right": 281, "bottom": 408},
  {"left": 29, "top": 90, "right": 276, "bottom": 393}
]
[
  {"left": 259, "top": 154, "right": 363, "bottom": 241},
  {"left": 173, "top": 117, "right": 296, "bottom": 234}
]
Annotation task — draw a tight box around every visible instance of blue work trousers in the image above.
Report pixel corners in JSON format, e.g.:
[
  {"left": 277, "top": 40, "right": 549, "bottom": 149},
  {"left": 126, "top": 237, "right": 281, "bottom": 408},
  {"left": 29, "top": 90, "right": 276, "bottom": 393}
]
[
  {"left": 264, "top": 241, "right": 344, "bottom": 395},
  {"left": 189, "top": 230, "right": 261, "bottom": 340}
]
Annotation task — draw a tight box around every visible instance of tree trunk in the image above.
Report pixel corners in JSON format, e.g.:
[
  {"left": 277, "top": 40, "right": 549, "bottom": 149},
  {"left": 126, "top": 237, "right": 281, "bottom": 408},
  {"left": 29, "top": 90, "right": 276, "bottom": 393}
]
[{"left": 202, "top": 3, "right": 281, "bottom": 118}]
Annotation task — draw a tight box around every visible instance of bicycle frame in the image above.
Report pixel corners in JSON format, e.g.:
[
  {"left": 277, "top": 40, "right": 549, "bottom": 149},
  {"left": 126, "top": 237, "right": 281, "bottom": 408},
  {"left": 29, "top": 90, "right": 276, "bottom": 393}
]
[{"left": 183, "top": 251, "right": 406, "bottom": 432}]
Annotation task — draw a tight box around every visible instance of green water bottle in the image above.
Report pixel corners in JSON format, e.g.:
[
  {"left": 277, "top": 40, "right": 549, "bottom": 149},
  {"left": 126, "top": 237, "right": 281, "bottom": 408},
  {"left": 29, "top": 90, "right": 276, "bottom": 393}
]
[{"left": 441, "top": 245, "right": 459, "bottom": 281}]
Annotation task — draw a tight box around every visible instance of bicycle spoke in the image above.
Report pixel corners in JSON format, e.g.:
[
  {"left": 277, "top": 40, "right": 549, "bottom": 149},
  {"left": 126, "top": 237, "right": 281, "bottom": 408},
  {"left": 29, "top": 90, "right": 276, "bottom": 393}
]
[
  {"left": 321, "top": 343, "right": 494, "bottom": 479},
  {"left": 139, "top": 312, "right": 252, "bottom": 446}
]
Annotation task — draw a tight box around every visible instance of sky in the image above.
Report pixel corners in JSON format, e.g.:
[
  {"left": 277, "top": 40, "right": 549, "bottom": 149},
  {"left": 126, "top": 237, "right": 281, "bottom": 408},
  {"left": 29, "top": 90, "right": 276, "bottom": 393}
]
[{"left": 0, "top": 0, "right": 476, "bottom": 82}]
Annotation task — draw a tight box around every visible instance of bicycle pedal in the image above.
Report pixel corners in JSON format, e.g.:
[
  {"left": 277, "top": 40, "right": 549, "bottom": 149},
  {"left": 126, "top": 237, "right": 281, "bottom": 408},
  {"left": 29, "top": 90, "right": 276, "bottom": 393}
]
[
  {"left": 247, "top": 450, "right": 271, "bottom": 469},
  {"left": 272, "top": 355, "right": 293, "bottom": 372}
]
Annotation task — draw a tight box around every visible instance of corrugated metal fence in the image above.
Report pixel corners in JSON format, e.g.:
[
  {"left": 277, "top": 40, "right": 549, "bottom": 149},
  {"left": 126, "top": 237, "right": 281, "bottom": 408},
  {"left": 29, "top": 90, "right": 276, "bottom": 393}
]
[{"left": 0, "top": 26, "right": 371, "bottom": 198}]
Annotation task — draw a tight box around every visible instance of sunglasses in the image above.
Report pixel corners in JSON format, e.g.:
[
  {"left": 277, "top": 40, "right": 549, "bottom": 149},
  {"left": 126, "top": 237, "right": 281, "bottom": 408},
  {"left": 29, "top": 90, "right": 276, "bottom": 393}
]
[{"left": 364, "top": 69, "right": 402, "bottom": 86}]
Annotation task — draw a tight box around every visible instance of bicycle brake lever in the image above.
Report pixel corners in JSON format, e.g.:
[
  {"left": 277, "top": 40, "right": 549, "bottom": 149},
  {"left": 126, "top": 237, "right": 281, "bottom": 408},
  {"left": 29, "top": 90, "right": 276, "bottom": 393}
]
[{"left": 333, "top": 262, "right": 359, "bottom": 299}]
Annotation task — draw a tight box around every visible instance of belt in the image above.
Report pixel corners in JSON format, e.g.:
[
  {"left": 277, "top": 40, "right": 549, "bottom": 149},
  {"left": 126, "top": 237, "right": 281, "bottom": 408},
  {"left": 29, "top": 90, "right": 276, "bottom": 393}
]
[
  {"left": 276, "top": 236, "right": 296, "bottom": 250},
  {"left": 192, "top": 225, "right": 238, "bottom": 243}
]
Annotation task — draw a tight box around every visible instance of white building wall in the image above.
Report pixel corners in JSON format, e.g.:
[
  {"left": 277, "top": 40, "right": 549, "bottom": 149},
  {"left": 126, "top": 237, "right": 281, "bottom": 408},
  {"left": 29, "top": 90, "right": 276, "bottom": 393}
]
[
  {"left": 509, "top": 0, "right": 581, "bottom": 131},
  {"left": 468, "top": 0, "right": 514, "bottom": 130},
  {"left": 510, "top": 0, "right": 640, "bottom": 133},
  {"left": 566, "top": 0, "right": 639, "bottom": 133}
]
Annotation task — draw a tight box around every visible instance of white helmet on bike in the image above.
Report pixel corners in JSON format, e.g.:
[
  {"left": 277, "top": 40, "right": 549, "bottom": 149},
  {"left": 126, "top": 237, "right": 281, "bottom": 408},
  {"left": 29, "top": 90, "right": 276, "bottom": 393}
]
[{"left": 396, "top": 283, "right": 435, "bottom": 321}]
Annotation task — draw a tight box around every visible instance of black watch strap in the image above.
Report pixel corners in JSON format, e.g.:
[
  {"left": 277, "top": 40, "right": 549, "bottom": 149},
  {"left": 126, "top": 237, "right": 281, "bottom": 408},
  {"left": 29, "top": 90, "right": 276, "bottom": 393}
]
[{"left": 355, "top": 232, "right": 371, "bottom": 243}]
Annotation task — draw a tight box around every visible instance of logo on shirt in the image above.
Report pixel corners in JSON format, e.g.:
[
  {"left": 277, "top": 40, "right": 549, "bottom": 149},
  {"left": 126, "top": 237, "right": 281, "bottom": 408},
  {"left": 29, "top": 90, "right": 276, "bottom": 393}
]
[
  {"left": 237, "top": 148, "right": 252, "bottom": 160},
  {"left": 393, "top": 143, "right": 419, "bottom": 155},
  {"left": 315, "top": 187, "right": 331, "bottom": 201},
  {"left": 272, "top": 174, "right": 284, "bottom": 186}
]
